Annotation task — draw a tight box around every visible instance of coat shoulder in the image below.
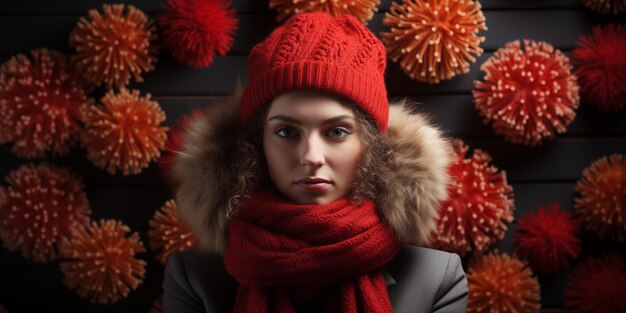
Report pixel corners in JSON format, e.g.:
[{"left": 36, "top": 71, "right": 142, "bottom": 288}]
[
  {"left": 387, "top": 245, "right": 468, "bottom": 312},
  {"left": 163, "top": 249, "right": 238, "bottom": 313}
]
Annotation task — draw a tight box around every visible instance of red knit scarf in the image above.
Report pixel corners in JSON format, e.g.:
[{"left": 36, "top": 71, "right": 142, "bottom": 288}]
[{"left": 224, "top": 188, "right": 402, "bottom": 313}]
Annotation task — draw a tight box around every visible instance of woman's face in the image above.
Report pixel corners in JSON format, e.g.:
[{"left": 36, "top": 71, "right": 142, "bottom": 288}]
[{"left": 263, "top": 90, "right": 364, "bottom": 205}]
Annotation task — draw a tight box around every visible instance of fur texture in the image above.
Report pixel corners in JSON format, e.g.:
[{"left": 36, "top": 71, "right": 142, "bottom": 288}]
[{"left": 172, "top": 90, "right": 450, "bottom": 254}]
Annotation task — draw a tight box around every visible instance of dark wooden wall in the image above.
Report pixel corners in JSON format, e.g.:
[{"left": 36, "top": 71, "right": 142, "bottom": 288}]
[{"left": 1, "top": 0, "right": 625, "bottom": 312}]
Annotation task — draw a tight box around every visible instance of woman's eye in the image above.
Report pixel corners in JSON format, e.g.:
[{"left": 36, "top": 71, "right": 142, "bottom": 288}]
[
  {"left": 274, "top": 127, "right": 298, "bottom": 138},
  {"left": 327, "top": 127, "right": 352, "bottom": 139}
]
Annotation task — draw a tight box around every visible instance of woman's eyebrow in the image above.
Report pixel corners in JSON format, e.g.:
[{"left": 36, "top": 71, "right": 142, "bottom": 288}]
[{"left": 267, "top": 115, "right": 354, "bottom": 125}]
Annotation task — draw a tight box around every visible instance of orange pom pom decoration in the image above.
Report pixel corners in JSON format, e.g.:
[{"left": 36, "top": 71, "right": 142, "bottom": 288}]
[
  {"left": 575, "top": 154, "right": 626, "bottom": 242},
  {"left": 429, "top": 140, "right": 514, "bottom": 257},
  {"left": 82, "top": 88, "right": 168, "bottom": 176},
  {"left": 0, "top": 163, "right": 91, "bottom": 262},
  {"left": 159, "top": 0, "right": 237, "bottom": 68},
  {"left": 581, "top": 0, "right": 626, "bottom": 14},
  {"left": 565, "top": 253, "right": 626, "bottom": 313},
  {"left": 149, "top": 199, "right": 198, "bottom": 265},
  {"left": 381, "top": 0, "right": 487, "bottom": 84},
  {"left": 473, "top": 40, "right": 580, "bottom": 146},
  {"left": 69, "top": 4, "right": 158, "bottom": 88},
  {"left": 59, "top": 219, "right": 146, "bottom": 304},
  {"left": 512, "top": 203, "right": 582, "bottom": 274},
  {"left": 467, "top": 251, "right": 541, "bottom": 313},
  {"left": 0, "top": 49, "right": 92, "bottom": 158},
  {"left": 269, "top": 0, "right": 380, "bottom": 24}
]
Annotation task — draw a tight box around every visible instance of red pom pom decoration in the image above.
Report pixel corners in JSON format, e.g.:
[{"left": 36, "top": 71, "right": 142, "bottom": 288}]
[
  {"left": 429, "top": 139, "right": 514, "bottom": 257},
  {"left": 381, "top": 0, "right": 487, "bottom": 84},
  {"left": 69, "top": 4, "right": 158, "bottom": 88},
  {"left": 581, "top": 0, "right": 626, "bottom": 14},
  {"left": 473, "top": 40, "right": 580, "bottom": 146},
  {"left": 269, "top": 0, "right": 380, "bottom": 24},
  {"left": 0, "top": 163, "right": 91, "bottom": 262},
  {"left": 159, "top": 0, "right": 237, "bottom": 68},
  {"left": 0, "top": 49, "right": 92, "bottom": 158},
  {"left": 149, "top": 199, "right": 198, "bottom": 265},
  {"left": 158, "top": 108, "right": 204, "bottom": 188},
  {"left": 572, "top": 24, "right": 626, "bottom": 112},
  {"left": 467, "top": 251, "right": 541, "bottom": 313},
  {"left": 60, "top": 219, "right": 146, "bottom": 304},
  {"left": 512, "top": 203, "right": 582, "bottom": 274},
  {"left": 565, "top": 253, "right": 626, "bottom": 313},
  {"left": 575, "top": 154, "right": 626, "bottom": 242},
  {"left": 81, "top": 88, "right": 168, "bottom": 176}
]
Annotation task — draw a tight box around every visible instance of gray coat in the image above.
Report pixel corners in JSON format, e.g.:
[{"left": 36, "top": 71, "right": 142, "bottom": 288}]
[{"left": 163, "top": 244, "right": 468, "bottom": 312}]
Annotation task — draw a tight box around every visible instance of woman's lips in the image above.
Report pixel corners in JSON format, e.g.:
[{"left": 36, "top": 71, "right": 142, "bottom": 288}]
[{"left": 295, "top": 182, "right": 330, "bottom": 191}]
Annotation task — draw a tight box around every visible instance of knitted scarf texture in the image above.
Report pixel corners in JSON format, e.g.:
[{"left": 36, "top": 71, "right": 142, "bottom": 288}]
[{"left": 224, "top": 188, "right": 402, "bottom": 313}]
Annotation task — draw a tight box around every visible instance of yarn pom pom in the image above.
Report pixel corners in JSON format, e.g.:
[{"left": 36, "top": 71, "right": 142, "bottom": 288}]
[
  {"left": 581, "top": 0, "right": 626, "bottom": 14},
  {"left": 572, "top": 24, "right": 626, "bottom": 112},
  {"left": 0, "top": 49, "right": 92, "bottom": 158},
  {"left": 381, "top": 0, "right": 487, "bottom": 84},
  {"left": 565, "top": 253, "right": 626, "bottom": 313},
  {"left": 429, "top": 139, "right": 514, "bottom": 257},
  {"left": 158, "top": 108, "right": 204, "bottom": 188},
  {"left": 575, "top": 154, "right": 626, "bottom": 242},
  {"left": 81, "top": 88, "right": 168, "bottom": 176},
  {"left": 159, "top": 0, "right": 237, "bottom": 68},
  {"left": 60, "top": 219, "right": 146, "bottom": 304},
  {"left": 69, "top": 4, "right": 158, "bottom": 88},
  {"left": 513, "top": 203, "right": 582, "bottom": 274},
  {"left": 0, "top": 163, "right": 91, "bottom": 262},
  {"left": 467, "top": 251, "right": 541, "bottom": 313},
  {"left": 149, "top": 199, "right": 198, "bottom": 265},
  {"left": 269, "top": 0, "right": 380, "bottom": 24},
  {"left": 150, "top": 295, "right": 164, "bottom": 313},
  {"left": 473, "top": 40, "right": 580, "bottom": 146}
]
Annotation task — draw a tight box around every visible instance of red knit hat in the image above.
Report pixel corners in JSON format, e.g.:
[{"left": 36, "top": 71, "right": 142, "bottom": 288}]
[{"left": 240, "top": 12, "right": 389, "bottom": 132}]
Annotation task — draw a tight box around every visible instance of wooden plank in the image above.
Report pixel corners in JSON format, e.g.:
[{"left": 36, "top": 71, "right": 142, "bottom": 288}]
[
  {"left": 0, "top": 0, "right": 582, "bottom": 16},
  {"left": 1, "top": 136, "right": 625, "bottom": 186},
  {"left": 0, "top": 10, "right": 602, "bottom": 58}
]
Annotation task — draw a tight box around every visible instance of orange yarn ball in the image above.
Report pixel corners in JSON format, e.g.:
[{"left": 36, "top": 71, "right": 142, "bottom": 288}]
[
  {"left": 473, "top": 40, "right": 580, "bottom": 146},
  {"left": 0, "top": 48, "right": 92, "bottom": 158},
  {"left": 0, "top": 163, "right": 91, "bottom": 262},
  {"left": 429, "top": 140, "right": 514, "bottom": 257},
  {"left": 381, "top": 0, "right": 487, "bottom": 84},
  {"left": 269, "top": 0, "right": 380, "bottom": 24},
  {"left": 82, "top": 88, "right": 168, "bottom": 176},
  {"left": 575, "top": 154, "right": 626, "bottom": 242},
  {"left": 467, "top": 251, "right": 541, "bottom": 313},
  {"left": 149, "top": 199, "right": 198, "bottom": 265},
  {"left": 69, "top": 4, "right": 158, "bottom": 88},
  {"left": 581, "top": 0, "right": 626, "bottom": 14},
  {"left": 60, "top": 219, "right": 146, "bottom": 304}
]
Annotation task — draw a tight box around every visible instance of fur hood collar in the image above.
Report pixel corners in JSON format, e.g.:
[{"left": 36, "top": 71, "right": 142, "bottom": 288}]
[{"left": 172, "top": 88, "right": 451, "bottom": 254}]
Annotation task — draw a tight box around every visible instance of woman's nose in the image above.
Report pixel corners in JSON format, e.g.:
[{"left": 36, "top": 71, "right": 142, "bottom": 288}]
[{"left": 300, "top": 134, "right": 325, "bottom": 168}]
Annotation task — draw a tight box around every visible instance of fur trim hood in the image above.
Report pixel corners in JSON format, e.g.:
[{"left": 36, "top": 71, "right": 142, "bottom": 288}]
[{"left": 172, "top": 88, "right": 451, "bottom": 254}]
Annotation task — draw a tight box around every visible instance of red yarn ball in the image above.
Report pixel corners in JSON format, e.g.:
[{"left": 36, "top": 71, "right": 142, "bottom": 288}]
[
  {"left": 473, "top": 40, "right": 580, "bottom": 146},
  {"left": 159, "top": 0, "right": 237, "bottom": 68},
  {"left": 565, "top": 253, "right": 626, "bottom": 313},
  {"left": 429, "top": 139, "right": 515, "bottom": 257},
  {"left": 573, "top": 24, "right": 626, "bottom": 112},
  {"left": 158, "top": 108, "right": 204, "bottom": 188},
  {"left": 0, "top": 48, "right": 92, "bottom": 158},
  {"left": 512, "top": 203, "right": 582, "bottom": 274},
  {"left": 0, "top": 163, "right": 91, "bottom": 262}
]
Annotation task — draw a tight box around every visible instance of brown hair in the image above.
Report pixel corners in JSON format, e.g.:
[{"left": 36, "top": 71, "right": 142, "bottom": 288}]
[{"left": 224, "top": 93, "right": 394, "bottom": 218}]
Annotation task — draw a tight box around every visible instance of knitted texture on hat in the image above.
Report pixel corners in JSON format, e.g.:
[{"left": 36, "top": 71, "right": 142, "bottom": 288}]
[{"left": 240, "top": 12, "right": 389, "bottom": 131}]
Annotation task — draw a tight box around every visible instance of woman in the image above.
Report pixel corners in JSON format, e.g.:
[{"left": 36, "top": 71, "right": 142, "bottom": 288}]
[{"left": 164, "top": 12, "right": 468, "bottom": 313}]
